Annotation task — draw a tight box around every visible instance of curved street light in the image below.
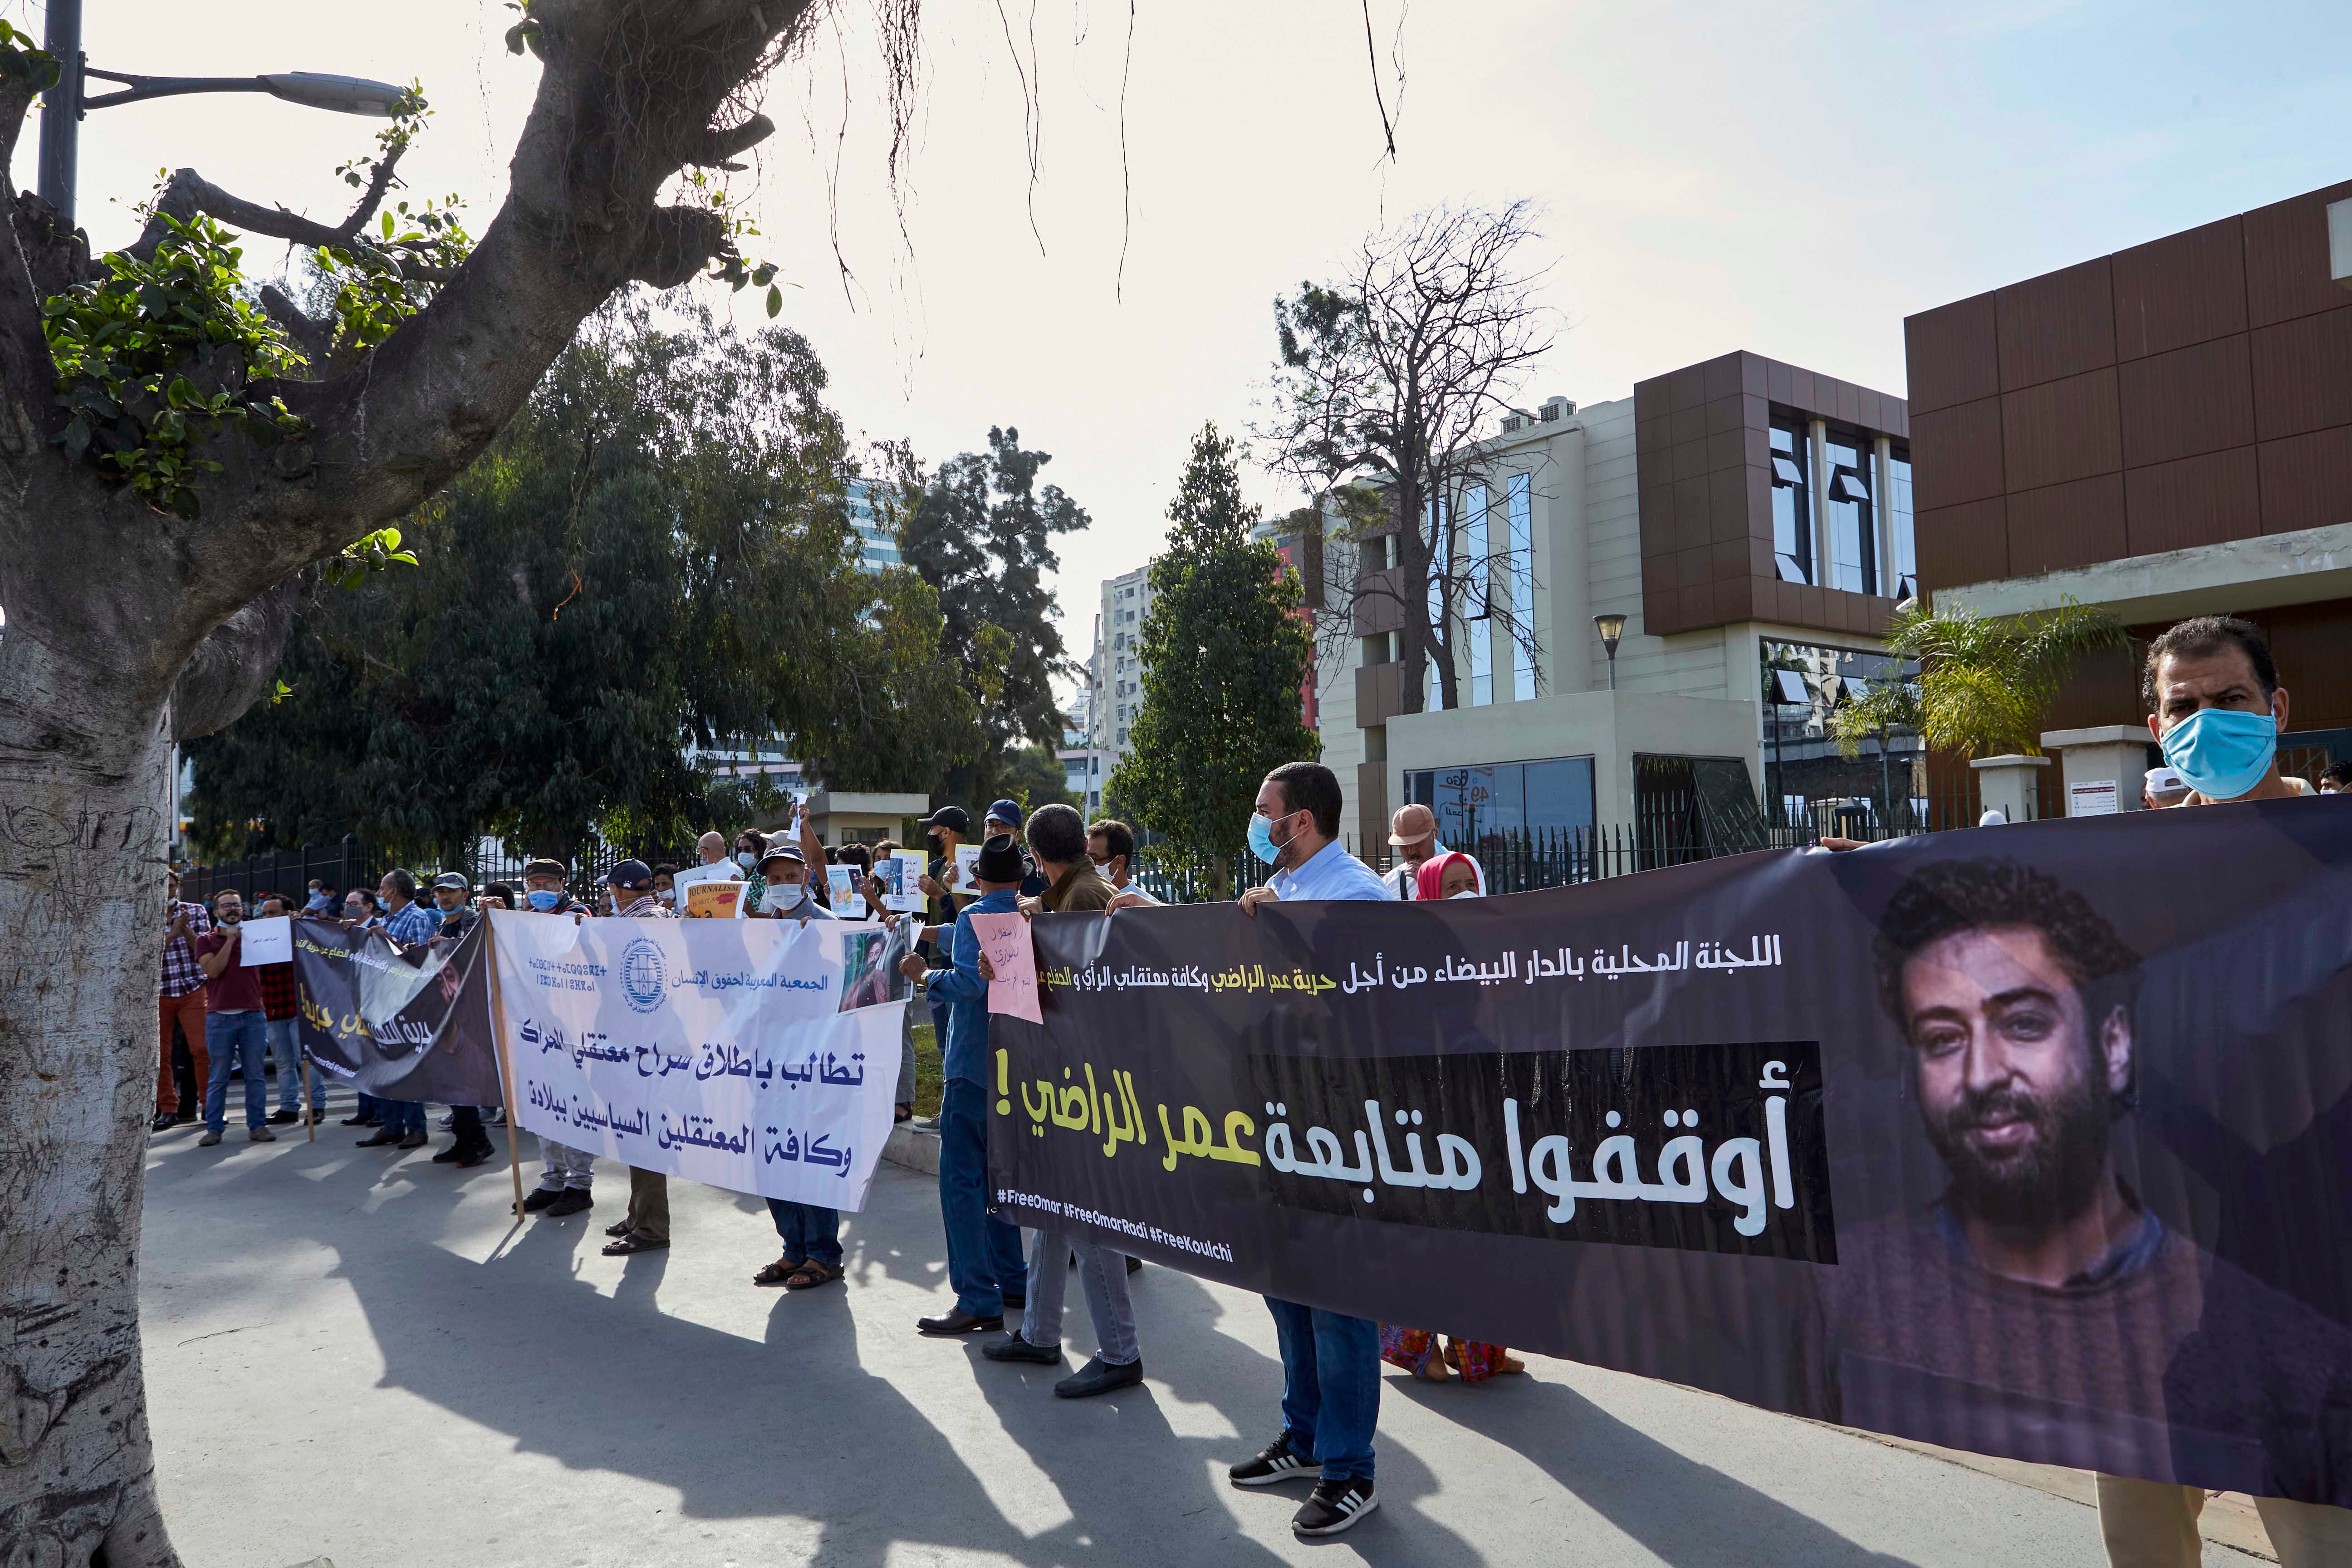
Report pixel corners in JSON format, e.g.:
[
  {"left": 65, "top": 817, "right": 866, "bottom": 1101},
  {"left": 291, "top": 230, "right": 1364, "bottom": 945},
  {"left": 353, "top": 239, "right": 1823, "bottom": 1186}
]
[{"left": 37, "top": 0, "right": 404, "bottom": 227}]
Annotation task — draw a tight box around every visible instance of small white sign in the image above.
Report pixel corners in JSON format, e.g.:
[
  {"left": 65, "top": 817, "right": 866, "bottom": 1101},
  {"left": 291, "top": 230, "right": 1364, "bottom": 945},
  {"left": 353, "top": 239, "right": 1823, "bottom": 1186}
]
[
  {"left": 2069, "top": 779, "right": 2120, "bottom": 818},
  {"left": 237, "top": 914, "right": 293, "bottom": 965},
  {"left": 954, "top": 841, "right": 981, "bottom": 890}
]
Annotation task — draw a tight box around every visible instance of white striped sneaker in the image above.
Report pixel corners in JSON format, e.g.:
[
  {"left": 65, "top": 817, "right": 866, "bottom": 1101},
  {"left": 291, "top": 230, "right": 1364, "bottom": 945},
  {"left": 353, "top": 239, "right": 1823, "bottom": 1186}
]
[
  {"left": 1228, "top": 1432, "right": 1314, "bottom": 1487},
  {"left": 1292, "top": 1477, "right": 1377, "bottom": 1536}
]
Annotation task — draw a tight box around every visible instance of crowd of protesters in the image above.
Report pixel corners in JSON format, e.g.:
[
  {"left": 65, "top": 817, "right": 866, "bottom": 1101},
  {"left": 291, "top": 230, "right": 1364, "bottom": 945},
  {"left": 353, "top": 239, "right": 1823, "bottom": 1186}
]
[{"left": 152, "top": 616, "right": 2352, "bottom": 1553}]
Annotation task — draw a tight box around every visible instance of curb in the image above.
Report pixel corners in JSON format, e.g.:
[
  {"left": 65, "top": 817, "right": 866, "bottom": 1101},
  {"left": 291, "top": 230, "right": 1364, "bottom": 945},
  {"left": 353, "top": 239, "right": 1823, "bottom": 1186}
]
[{"left": 884, "top": 1122, "right": 941, "bottom": 1175}]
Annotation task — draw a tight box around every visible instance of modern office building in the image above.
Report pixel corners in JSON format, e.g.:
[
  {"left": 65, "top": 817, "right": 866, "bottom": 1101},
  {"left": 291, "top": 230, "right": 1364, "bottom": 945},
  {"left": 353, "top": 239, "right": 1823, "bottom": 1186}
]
[
  {"left": 1909, "top": 177, "right": 2352, "bottom": 782},
  {"left": 845, "top": 475, "right": 901, "bottom": 574},
  {"left": 1308, "top": 359, "right": 1921, "bottom": 855},
  {"left": 1086, "top": 561, "right": 1157, "bottom": 765}
]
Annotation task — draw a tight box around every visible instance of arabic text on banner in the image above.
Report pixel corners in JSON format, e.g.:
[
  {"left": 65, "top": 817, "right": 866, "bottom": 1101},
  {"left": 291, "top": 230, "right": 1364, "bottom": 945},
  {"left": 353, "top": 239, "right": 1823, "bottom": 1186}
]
[
  {"left": 989, "top": 804, "right": 2352, "bottom": 1507},
  {"left": 490, "top": 911, "right": 909, "bottom": 1210}
]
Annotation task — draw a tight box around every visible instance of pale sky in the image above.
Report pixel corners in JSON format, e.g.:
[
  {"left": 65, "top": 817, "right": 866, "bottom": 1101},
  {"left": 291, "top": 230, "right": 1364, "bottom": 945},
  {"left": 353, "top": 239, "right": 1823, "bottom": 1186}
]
[{"left": 19, "top": 1, "right": 2351, "bottom": 688}]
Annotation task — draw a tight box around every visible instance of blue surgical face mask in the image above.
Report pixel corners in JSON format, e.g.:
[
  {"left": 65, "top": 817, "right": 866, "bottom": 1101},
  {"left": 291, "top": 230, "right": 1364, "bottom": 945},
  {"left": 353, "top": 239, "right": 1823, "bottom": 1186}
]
[
  {"left": 735, "top": 850, "right": 756, "bottom": 869},
  {"left": 526, "top": 889, "right": 563, "bottom": 912},
  {"left": 1247, "top": 810, "right": 1291, "bottom": 866},
  {"left": 2159, "top": 705, "right": 2278, "bottom": 801}
]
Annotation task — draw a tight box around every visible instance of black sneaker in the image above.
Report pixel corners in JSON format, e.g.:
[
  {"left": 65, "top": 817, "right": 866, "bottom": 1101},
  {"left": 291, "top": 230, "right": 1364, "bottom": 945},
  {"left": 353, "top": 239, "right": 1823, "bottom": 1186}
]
[
  {"left": 1291, "top": 1478, "right": 1377, "bottom": 1536},
  {"left": 268, "top": 1110, "right": 300, "bottom": 1126},
  {"left": 544, "top": 1189, "right": 593, "bottom": 1217},
  {"left": 430, "top": 1143, "right": 465, "bottom": 1163},
  {"left": 520, "top": 1187, "right": 564, "bottom": 1213},
  {"left": 1228, "top": 1432, "right": 1314, "bottom": 1487},
  {"left": 1054, "top": 1356, "right": 1143, "bottom": 1399}
]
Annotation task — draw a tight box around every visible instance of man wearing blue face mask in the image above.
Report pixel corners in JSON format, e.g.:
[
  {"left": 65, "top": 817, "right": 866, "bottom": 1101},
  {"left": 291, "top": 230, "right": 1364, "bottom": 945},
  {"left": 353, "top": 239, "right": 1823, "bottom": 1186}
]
[
  {"left": 1227, "top": 761, "right": 1394, "bottom": 1539},
  {"left": 2099, "top": 615, "right": 2352, "bottom": 1567},
  {"left": 514, "top": 858, "right": 598, "bottom": 1218},
  {"left": 2144, "top": 616, "right": 2304, "bottom": 807}
]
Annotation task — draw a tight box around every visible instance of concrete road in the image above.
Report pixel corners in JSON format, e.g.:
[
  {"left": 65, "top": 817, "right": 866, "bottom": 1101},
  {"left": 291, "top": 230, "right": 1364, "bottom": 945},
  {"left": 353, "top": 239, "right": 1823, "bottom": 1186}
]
[{"left": 138, "top": 1105, "right": 2254, "bottom": 1568}]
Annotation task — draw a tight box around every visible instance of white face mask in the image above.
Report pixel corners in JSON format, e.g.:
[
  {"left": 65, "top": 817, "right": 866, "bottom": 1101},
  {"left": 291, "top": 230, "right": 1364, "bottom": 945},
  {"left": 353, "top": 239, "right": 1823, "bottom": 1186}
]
[
  {"left": 1447, "top": 889, "right": 1480, "bottom": 900},
  {"left": 656, "top": 889, "right": 676, "bottom": 905},
  {"left": 768, "top": 880, "right": 805, "bottom": 905},
  {"left": 735, "top": 850, "right": 756, "bottom": 869}
]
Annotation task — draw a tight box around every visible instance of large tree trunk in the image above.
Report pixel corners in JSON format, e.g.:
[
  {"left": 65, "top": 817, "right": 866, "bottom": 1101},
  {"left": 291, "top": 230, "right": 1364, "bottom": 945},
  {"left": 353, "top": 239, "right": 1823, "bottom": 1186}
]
[{"left": 0, "top": 635, "right": 183, "bottom": 1565}]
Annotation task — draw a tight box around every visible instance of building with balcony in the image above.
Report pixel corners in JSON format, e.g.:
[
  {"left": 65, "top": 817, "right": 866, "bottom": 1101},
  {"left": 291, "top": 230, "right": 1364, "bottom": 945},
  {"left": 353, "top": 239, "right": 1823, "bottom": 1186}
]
[
  {"left": 1308, "top": 359, "right": 1921, "bottom": 856},
  {"left": 1087, "top": 561, "right": 1157, "bottom": 766}
]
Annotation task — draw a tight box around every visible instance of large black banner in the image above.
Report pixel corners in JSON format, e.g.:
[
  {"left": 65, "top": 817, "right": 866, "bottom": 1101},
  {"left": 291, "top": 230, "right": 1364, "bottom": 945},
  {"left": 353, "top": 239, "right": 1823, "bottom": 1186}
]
[
  {"left": 989, "top": 803, "right": 2352, "bottom": 1506},
  {"left": 293, "top": 917, "right": 505, "bottom": 1103}
]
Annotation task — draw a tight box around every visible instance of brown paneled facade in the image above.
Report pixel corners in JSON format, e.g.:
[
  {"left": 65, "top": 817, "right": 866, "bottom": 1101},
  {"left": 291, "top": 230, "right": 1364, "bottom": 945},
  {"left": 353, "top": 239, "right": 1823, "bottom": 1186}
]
[
  {"left": 1906, "top": 178, "right": 2352, "bottom": 595},
  {"left": 1632, "top": 351, "right": 1908, "bottom": 639}
]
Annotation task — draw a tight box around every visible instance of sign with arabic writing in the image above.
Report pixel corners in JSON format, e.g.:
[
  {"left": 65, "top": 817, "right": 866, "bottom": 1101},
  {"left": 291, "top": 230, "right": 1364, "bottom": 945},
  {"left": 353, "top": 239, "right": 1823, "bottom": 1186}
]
[
  {"left": 991, "top": 804, "right": 2352, "bottom": 1508},
  {"left": 295, "top": 917, "right": 502, "bottom": 1103},
  {"left": 489, "top": 911, "right": 906, "bottom": 1210}
]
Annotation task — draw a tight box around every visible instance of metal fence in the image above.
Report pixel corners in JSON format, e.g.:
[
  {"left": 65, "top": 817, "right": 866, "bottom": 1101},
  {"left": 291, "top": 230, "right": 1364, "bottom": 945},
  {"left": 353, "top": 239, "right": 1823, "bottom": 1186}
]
[{"left": 181, "top": 835, "right": 701, "bottom": 907}]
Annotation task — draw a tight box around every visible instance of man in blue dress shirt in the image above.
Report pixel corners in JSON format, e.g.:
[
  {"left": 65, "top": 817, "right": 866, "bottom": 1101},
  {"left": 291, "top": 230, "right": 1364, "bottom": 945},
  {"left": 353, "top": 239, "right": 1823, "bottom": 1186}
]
[{"left": 1223, "top": 762, "right": 1394, "bottom": 1539}]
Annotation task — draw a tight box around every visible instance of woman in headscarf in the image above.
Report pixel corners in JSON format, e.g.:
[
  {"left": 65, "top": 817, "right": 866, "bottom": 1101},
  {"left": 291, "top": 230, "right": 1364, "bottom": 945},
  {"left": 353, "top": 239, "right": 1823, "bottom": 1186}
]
[{"left": 1378, "top": 849, "right": 1525, "bottom": 1383}]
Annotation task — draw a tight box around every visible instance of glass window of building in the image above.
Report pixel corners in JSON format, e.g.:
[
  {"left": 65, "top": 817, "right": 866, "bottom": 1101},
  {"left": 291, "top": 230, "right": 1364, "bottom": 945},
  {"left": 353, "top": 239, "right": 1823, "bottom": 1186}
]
[
  {"left": 1404, "top": 755, "right": 1596, "bottom": 860},
  {"left": 1823, "top": 431, "right": 1875, "bottom": 596},
  {"left": 1758, "top": 638, "right": 1923, "bottom": 830},
  {"left": 1507, "top": 474, "right": 1535, "bottom": 700},
  {"left": 1769, "top": 419, "right": 1813, "bottom": 585},
  {"left": 1888, "top": 443, "right": 1916, "bottom": 602},
  {"left": 1469, "top": 488, "right": 1494, "bottom": 707},
  {"left": 1426, "top": 497, "right": 1450, "bottom": 711}
]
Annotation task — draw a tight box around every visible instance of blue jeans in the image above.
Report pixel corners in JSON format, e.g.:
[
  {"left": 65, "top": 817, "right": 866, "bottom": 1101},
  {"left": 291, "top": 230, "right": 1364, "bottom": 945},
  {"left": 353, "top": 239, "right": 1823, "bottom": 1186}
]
[
  {"left": 203, "top": 1011, "right": 269, "bottom": 1132},
  {"left": 767, "top": 1198, "right": 843, "bottom": 1268},
  {"left": 1266, "top": 1298, "right": 1381, "bottom": 1481},
  {"left": 937, "top": 1078, "right": 1026, "bottom": 1316},
  {"left": 265, "top": 1018, "right": 323, "bottom": 1113},
  {"left": 375, "top": 1100, "right": 426, "bottom": 1137},
  {"left": 354, "top": 1091, "right": 382, "bottom": 1120}
]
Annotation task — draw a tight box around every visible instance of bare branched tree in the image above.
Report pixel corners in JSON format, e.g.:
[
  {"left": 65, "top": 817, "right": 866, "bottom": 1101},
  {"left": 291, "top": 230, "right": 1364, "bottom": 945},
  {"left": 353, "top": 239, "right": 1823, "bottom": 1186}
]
[
  {"left": 0, "top": 5, "right": 925, "bottom": 1562},
  {"left": 1259, "top": 200, "right": 1555, "bottom": 714}
]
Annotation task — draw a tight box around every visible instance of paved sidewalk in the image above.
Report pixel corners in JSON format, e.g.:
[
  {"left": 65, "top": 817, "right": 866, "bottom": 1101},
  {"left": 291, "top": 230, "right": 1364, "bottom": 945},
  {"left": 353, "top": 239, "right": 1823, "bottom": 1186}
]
[{"left": 138, "top": 1111, "right": 2248, "bottom": 1567}]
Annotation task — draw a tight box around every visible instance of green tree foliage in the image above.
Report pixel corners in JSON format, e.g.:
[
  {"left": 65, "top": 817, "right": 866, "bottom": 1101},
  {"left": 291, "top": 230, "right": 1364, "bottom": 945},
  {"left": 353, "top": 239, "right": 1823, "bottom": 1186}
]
[
  {"left": 1109, "top": 423, "right": 1318, "bottom": 901},
  {"left": 186, "top": 299, "right": 979, "bottom": 865},
  {"left": 1828, "top": 598, "right": 2127, "bottom": 760},
  {"left": 998, "top": 742, "right": 1079, "bottom": 816},
  {"left": 899, "top": 425, "right": 1088, "bottom": 800}
]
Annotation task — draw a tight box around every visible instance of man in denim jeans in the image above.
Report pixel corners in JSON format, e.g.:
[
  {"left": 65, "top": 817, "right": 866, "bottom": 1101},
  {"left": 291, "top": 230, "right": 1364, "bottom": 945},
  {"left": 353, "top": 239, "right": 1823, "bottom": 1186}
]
[
  {"left": 254, "top": 893, "right": 322, "bottom": 1125},
  {"left": 1224, "top": 762, "right": 1393, "bottom": 1539},
  {"left": 911, "top": 833, "right": 1028, "bottom": 1336},
  {"left": 191, "top": 890, "right": 276, "bottom": 1147}
]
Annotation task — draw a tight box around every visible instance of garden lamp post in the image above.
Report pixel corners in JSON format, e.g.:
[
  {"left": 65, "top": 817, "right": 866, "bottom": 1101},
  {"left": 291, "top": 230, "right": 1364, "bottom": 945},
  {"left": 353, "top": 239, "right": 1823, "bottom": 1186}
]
[{"left": 1593, "top": 612, "right": 1625, "bottom": 691}]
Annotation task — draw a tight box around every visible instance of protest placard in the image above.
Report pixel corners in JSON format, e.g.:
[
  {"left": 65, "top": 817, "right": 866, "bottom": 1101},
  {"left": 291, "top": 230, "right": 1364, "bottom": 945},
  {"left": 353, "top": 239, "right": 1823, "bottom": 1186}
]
[
  {"left": 968, "top": 909, "right": 1041, "bottom": 1024},
  {"left": 237, "top": 913, "right": 293, "bottom": 965}
]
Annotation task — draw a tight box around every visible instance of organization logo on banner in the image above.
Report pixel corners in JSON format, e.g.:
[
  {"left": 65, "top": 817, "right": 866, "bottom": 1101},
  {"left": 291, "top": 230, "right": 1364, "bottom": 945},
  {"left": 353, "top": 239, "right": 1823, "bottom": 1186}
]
[{"left": 620, "top": 936, "right": 668, "bottom": 1013}]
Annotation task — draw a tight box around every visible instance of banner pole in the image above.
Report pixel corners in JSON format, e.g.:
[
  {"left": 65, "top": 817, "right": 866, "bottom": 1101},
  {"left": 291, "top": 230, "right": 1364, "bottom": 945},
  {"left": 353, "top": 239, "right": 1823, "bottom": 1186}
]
[
  {"left": 299, "top": 1046, "right": 314, "bottom": 1143},
  {"left": 482, "top": 916, "right": 527, "bottom": 1218}
]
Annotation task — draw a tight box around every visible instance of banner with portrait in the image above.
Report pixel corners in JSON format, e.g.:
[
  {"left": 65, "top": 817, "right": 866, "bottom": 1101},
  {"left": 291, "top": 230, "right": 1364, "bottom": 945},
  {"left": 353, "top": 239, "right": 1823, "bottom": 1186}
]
[
  {"left": 989, "top": 803, "right": 2352, "bottom": 1507},
  {"left": 294, "top": 917, "right": 505, "bottom": 1103},
  {"left": 489, "top": 911, "right": 910, "bottom": 1210}
]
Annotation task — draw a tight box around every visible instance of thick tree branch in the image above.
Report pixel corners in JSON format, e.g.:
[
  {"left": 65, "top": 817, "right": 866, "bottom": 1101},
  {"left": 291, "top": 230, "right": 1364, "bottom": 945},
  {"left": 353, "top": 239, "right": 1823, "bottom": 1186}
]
[
  {"left": 257, "top": 284, "right": 332, "bottom": 369},
  {"left": 169, "top": 574, "right": 306, "bottom": 742},
  {"left": 688, "top": 113, "right": 775, "bottom": 167},
  {"left": 127, "top": 168, "right": 401, "bottom": 272}
]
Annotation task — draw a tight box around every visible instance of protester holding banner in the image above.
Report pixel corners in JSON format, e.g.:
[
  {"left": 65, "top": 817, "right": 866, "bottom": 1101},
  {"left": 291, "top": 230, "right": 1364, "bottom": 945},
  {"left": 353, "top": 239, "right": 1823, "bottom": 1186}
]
[
  {"left": 978, "top": 804, "right": 1147, "bottom": 1396},
  {"left": 1221, "top": 761, "right": 1395, "bottom": 1538},
  {"left": 598, "top": 860, "right": 681, "bottom": 1255},
  {"left": 2100, "top": 617, "right": 2352, "bottom": 1564},
  {"left": 253, "top": 893, "right": 322, "bottom": 1126},
  {"left": 154, "top": 868, "right": 213, "bottom": 1133},
  {"left": 192, "top": 889, "right": 277, "bottom": 1147},
  {"left": 355, "top": 870, "right": 441, "bottom": 1150},
  {"left": 1377, "top": 852, "right": 1519, "bottom": 1387},
  {"left": 518, "top": 858, "right": 599, "bottom": 1217},
  {"left": 914, "top": 833, "right": 1030, "bottom": 1336}
]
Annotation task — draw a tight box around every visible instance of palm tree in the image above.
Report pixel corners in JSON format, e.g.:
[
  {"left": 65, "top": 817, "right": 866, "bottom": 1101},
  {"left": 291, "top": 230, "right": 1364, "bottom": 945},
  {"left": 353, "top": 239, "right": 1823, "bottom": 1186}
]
[{"left": 1830, "top": 598, "right": 2127, "bottom": 760}]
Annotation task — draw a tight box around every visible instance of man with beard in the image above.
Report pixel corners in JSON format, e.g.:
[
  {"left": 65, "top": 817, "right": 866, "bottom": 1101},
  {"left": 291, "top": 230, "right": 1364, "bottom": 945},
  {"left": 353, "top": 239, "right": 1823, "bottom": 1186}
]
[{"left": 1830, "top": 856, "right": 2352, "bottom": 1562}]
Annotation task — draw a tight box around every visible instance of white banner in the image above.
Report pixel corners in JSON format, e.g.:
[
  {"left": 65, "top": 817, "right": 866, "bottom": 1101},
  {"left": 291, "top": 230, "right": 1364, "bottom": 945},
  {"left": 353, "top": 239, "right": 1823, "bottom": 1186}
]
[{"left": 489, "top": 911, "right": 906, "bottom": 1210}]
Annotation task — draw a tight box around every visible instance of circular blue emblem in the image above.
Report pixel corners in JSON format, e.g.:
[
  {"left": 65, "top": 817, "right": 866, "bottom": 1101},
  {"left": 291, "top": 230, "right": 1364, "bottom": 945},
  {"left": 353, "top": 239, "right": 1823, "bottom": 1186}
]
[{"left": 619, "top": 936, "right": 667, "bottom": 1014}]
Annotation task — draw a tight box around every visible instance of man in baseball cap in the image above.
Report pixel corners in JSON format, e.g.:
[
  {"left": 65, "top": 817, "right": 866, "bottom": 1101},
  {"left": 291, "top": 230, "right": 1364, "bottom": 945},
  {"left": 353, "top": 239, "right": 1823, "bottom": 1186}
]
[
  {"left": 601, "top": 857, "right": 674, "bottom": 1257},
  {"left": 1381, "top": 803, "right": 1447, "bottom": 901},
  {"left": 985, "top": 799, "right": 1024, "bottom": 834}
]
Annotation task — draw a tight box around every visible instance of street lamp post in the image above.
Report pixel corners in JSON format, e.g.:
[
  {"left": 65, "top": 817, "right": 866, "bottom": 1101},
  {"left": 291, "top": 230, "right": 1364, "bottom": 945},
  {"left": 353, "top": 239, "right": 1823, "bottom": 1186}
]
[
  {"left": 35, "top": 1, "right": 404, "bottom": 228},
  {"left": 1593, "top": 612, "right": 1625, "bottom": 691}
]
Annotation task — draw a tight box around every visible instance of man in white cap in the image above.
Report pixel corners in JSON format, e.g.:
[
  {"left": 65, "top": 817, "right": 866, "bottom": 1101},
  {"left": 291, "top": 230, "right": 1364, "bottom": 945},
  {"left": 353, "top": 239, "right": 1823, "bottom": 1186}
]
[
  {"left": 1379, "top": 804, "right": 1447, "bottom": 901},
  {"left": 2141, "top": 765, "right": 2190, "bottom": 809}
]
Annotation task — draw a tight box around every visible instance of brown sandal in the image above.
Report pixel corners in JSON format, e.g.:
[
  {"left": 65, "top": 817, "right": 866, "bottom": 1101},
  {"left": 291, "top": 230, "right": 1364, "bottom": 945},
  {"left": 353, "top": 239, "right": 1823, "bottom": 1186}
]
[
  {"left": 753, "top": 1257, "right": 800, "bottom": 1287},
  {"left": 784, "top": 1259, "right": 842, "bottom": 1290}
]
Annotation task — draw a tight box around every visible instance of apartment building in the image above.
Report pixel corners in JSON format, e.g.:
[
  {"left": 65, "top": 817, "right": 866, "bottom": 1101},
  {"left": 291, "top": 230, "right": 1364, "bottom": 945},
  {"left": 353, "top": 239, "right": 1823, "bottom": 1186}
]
[
  {"left": 1086, "top": 562, "right": 1157, "bottom": 766},
  {"left": 1310, "top": 355, "right": 1920, "bottom": 855},
  {"left": 1910, "top": 177, "right": 2352, "bottom": 783}
]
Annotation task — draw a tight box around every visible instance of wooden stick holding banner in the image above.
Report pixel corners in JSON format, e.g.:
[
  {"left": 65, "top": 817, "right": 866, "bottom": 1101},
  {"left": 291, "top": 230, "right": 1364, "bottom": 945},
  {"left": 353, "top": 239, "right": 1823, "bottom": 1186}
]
[
  {"left": 481, "top": 916, "right": 527, "bottom": 1218},
  {"left": 300, "top": 1044, "right": 314, "bottom": 1142}
]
